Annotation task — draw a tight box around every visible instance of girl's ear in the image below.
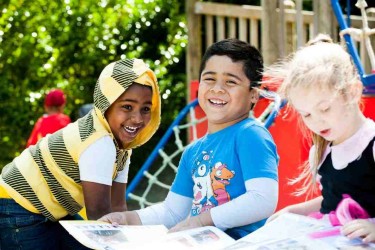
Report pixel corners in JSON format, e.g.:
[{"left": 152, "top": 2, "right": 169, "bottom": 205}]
[
  {"left": 349, "top": 81, "right": 363, "bottom": 103},
  {"left": 250, "top": 88, "right": 259, "bottom": 104}
]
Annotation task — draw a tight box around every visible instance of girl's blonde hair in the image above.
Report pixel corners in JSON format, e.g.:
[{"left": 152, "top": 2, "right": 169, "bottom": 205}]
[{"left": 263, "top": 34, "right": 362, "bottom": 197}]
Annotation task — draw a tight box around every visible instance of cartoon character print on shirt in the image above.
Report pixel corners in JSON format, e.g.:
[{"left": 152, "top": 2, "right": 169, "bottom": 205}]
[
  {"left": 191, "top": 151, "right": 235, "bottom": 216},
  {"left": 192, "top": 151, "right": 214, "bottom": 215},
  {"left": 210, "top": 162, "right": 235, "bottom": 206}
]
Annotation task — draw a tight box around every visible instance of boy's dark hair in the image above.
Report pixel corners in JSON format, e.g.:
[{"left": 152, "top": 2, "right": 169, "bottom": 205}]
[{"left": 198, "top": 38, "right": 264, "bottom": 89}]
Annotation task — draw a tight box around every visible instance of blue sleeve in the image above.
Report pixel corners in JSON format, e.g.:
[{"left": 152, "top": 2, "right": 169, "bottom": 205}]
[
  {"left": 237, "top": 124, "right": 279, "bottom": 181},
  {"left": 170, "top": 146, "right": 195, "bottom": 198}
]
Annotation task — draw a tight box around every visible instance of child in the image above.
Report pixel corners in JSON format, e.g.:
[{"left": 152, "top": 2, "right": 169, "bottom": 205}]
[
  {"left": 26, "top": 89, "right": 71, "bottom": 147},
  {"left": 264, "top": 34, "right": 375, "bottom": 242},
  {"left": 0, "top": 58, "right": 161, "bottom": 249},
  {"left": 99, "top": 38, "right": 279, "bottom": 240}
]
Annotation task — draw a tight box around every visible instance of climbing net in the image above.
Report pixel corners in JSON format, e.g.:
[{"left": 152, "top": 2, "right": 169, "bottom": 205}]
[{"left": 126, "top": 94, "right": 282, "bottom": 209}]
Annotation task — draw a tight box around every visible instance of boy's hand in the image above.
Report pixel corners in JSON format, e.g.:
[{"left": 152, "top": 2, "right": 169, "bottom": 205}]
[
  {"left": 341, "top": 219, "right": 375, "bottom": 243},
  {"left": 168, "top": 216, "right": 204, "bottom": 233},
  {"left": 99, "top": 212, "right": 128, "bottom": 224},
  {"left": 169, "top": 212, "right": 213, "bottom": 233},
  {"left": 98, "top": 211, "right": 141, "bottom": 225}
]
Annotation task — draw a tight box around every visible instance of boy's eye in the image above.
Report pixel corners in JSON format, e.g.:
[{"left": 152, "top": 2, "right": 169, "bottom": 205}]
[
  {"left": 226, "top": 80, "right": 237, "bottom": 85},
  {"left": 142, "top": 106, "right": 151, "bottom": 113},
  {"left": 122, "top": 105, "right": 132, "bottom": 110},
  {"left": 203, "top": 77, "right": 215, "bottom": 82}
]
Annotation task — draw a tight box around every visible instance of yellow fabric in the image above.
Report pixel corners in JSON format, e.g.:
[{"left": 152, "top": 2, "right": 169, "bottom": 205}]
[
  {"left": 13, "top": 149, "right": 49, "bottom": 213},
  {"left": 0, "top": 183, "right": 11, "bottom": 198},
  {"left": 78, "top": 207, "right": 88, "bottom": 220},
  {"left": 0, "top": 177, "right": 39, "bottom": 213},
  {"left": 39, "top": 138, "right": 84, "bottom": 214},
  {"left": 62, "top": 123, "right": 82, "bottom": 162},
  {"left": 101, "top": 77, "right": 125, "bottom": 105}
]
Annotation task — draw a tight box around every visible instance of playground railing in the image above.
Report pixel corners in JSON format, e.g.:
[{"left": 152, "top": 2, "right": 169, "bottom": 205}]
[{"left": 331, "top": 0, "right": 375, "bottom": 93}]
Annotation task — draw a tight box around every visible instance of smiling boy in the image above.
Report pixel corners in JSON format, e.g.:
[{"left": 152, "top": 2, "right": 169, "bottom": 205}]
[{"left": 0, "top": 58, "right": 161, "bottom": 249}]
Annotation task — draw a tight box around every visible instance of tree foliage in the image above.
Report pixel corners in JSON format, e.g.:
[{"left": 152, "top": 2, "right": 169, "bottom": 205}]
[{"left": 0, "top": 0, "right": 187, "bottom": 172}]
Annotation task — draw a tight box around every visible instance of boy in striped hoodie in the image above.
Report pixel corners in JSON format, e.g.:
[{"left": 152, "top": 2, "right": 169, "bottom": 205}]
[{"left": 0, "top": 58, "right": 161, "bottom": 249}]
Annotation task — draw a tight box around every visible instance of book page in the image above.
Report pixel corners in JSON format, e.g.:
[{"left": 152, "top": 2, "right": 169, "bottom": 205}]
[
  {"left": 224, "top": 213, "right": 375, "bottom": 250},
  {"left": 145, "top": 226, "right": 236, "bottom": 249},
  {"left": 59, "top": 220, "right": 168, "bottom": 250},
  {"left": 226, "top": 234, "right": 340, "bottom": 250},
  {"left": 237, "top": 213, "right": 330, "bottom": 244}
]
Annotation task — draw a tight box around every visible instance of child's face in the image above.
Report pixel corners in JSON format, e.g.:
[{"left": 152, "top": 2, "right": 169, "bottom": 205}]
[
  {"left": 105, "top": 83, "right": 152, "bottom": 148},
  {"left": 289, "top": 86, "right": 358, "bottom": 145},
  {"left": 198, "top": 55, "right": 255, "bottom": 133}
]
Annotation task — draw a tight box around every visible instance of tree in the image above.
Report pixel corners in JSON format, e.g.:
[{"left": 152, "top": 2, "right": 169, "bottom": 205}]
[{"left": 0, "top": 0, "right": 187, "bottom": 173}]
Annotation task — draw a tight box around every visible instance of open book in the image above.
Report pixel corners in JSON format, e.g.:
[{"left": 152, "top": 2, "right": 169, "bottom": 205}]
[
  {"left": 60, "top": 213, "right": 375, "bottom": 250},
  {"left": 59, "top": 220, "right": 235, "bottom": 250}
]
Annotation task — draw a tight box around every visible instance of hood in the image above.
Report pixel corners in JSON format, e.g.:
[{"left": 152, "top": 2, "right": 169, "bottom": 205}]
[{"left": 93, "top": 58, "right": 161, "bottom": 149}]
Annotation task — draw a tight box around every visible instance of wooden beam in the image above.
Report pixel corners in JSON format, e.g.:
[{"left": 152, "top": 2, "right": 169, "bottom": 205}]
[
  {"left": 261, "top": 0, "right": 281, "bottom": 65},
  {"left": 195, "top": 2, "right": 262, "bottom": 18},
  {"left": 186, "top": 0, "right": 201, "bottom": 88}
]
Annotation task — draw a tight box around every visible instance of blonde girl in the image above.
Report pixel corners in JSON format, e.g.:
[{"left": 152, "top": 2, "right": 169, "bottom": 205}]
[{"left": 265, "top": 34, "right": 375, "bottom": 242}]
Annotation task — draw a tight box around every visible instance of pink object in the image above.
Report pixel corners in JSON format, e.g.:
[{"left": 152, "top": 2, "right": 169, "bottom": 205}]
[
  {"left": 333, "top": 194, "right": 369, "bottom": 224},
  {"left": 309, "top": 228, "right": 341, "bottom": 238},
  {"left": 308, "top": 194, "right": 370, "bottom": 239}
]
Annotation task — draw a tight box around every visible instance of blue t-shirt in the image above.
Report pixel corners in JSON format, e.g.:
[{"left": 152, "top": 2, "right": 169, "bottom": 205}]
[{"left": 171, "top": 118, "right": 278, "bottom": 236}]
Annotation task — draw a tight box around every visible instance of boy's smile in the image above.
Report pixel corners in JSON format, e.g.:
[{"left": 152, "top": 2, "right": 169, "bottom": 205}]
[
  {"left": 198, "top": 55, "right": 256, "bottom": 133},
  {"left": 105, "top": 83, "right": 152, "bottom": 148}
]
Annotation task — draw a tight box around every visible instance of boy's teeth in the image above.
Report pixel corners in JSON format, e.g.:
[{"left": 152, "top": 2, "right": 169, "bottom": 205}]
[
  {"left": 124, "top": 126, "right": 137, "bottom": 133},
  {"left": 210, "top": 99, "right": 227, "bottom": 104}
]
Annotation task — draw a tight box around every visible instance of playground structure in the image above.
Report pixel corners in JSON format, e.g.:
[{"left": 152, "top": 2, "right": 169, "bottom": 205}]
[
  {"left": 126, "top": 1, "right": 375, "bottom": 211},
  {"left": 186, "top": 0, "right": 375, "bottom": 84}
]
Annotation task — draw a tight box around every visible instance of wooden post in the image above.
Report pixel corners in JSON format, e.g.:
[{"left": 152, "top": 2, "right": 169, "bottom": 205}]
[
  {"left": 278, "top": 0, "right": 286, "bottom": 58},
  {"left": 295, "top": 0, "right": 303, "bottom": 48},
  {"left": 314, "top": 0, "right": 335, "bottom": 39},
  {"left": 313, "top": 0, "right": 319, "bottom": 36},
  {"left": 284, "top": 1, "right": 296, "bottom": 57},
  {"left": 261, "top": 0, "right": 281, "bottom": 65},
  {"left": 186, "top": 0, "right": 201, "bottom": 98}
]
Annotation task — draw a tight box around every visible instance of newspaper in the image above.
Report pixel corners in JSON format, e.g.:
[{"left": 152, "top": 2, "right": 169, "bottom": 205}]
[
  {"left": 60, "top": 213, "right": 375, "bottom": 250},
  {"left": 225, "top": 213, "right": 375, "bottom": 250},
  {"left": 59, "top": 221, "right": 167, "bottom": 249},
  {"left": 59, "top": 220, "right": 235, "bottom": 250}
]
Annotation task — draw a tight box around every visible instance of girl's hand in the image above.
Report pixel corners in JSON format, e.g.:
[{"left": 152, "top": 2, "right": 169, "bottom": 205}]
[
  {"left": 341, "top": 219, "right": 375, "bottom": 243},
  {"left": 267, "top": 197, "right": 324, "bottom": 224},
  {"left": 266, "top": 207, "right": 293, "bottom": 224}
]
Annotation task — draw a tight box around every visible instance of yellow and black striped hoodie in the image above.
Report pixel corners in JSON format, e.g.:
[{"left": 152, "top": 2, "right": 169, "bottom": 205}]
[{"left": 0, "top": 58, "right": 161, "bottom": 221}]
